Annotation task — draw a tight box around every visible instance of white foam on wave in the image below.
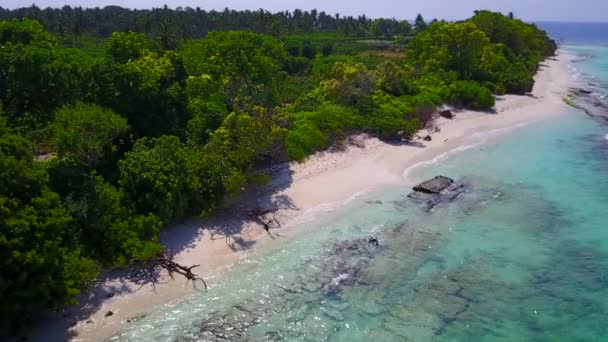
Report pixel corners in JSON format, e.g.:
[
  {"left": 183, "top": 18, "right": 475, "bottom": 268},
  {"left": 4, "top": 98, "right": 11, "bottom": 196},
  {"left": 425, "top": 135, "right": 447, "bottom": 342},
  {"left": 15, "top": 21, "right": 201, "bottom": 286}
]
[
  {"left": 567, "top": 64, "right": 583, "bottom": 82},
  {"left": 402, "top": 122, "right": 531, "bottom": 182},
  {"left": 401, "top": 142, "right": 482, "bottom": 183},
  {"left": 604, "top": 133, "right": 608, "bottom": 141},
  {"left": 284, "top": 188, "right": 372, "bottom": 229}
]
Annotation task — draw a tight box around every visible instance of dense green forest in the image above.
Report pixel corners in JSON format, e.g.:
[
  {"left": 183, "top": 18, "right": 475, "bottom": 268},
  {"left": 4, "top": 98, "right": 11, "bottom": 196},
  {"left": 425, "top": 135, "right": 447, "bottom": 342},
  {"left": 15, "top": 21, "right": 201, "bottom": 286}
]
[
  {"left": 0, "top": 5, "right": 418, "bottom": 42},
  {"left": 0, "top": 7, "right": 556, "bottom": 332}
]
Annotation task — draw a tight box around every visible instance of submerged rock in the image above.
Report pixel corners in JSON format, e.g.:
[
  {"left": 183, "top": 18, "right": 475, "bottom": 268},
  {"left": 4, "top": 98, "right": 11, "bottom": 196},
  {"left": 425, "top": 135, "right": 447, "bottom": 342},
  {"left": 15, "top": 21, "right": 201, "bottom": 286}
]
[
  {"left": 320, "top": 237, "right": 381, "bottom": 296},
  {"left": 565, "top": 87, "right": 608, "bottom": 122},
  {"left": 408, "top": 176, "right": 466, "bottom": 211}
]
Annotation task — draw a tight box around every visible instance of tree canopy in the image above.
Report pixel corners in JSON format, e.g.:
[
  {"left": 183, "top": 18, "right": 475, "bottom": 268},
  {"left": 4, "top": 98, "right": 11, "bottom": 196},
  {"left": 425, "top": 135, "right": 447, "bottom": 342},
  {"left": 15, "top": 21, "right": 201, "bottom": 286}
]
[{"left": 0, "top": 9, "right": 556, "bottom": 333}]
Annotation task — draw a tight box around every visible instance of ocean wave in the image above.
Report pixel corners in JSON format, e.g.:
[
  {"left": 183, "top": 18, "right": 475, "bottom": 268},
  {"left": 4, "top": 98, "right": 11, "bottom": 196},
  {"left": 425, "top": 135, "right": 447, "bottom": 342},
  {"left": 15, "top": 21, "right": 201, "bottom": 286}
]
[
  {"left": 284, "top": 188, "right": 372, "bottom": 228},
  {"left": 605, "top": 133, "right": 608, "bottom": 141},
  {"left": 567, "top": 64, "right": 583, "bottom": 82},
  {"left": 402, "top": 122, "right": 530, "bottom": 182}
]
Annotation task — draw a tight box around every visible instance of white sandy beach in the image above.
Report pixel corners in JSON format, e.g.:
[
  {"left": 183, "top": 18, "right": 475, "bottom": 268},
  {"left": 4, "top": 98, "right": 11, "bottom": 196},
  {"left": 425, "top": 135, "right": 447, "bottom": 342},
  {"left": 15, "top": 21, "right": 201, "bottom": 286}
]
[{"left": 30, "top": 51, "right": 575, "bottom": 342}]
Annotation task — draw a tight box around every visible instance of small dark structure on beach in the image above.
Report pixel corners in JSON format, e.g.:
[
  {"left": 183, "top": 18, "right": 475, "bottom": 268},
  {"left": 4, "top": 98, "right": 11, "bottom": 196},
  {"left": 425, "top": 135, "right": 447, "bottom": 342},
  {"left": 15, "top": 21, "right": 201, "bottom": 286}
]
[{"left": 439, "top": 109, "right": 454, "bottom": 119}]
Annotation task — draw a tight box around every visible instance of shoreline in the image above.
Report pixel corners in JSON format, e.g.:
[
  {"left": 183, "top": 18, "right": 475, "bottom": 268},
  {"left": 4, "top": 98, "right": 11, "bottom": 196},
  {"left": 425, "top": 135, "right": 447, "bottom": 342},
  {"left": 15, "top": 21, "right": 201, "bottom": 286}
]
[{"left": 29, "top": 51, "right": 575, "bottom": 342}]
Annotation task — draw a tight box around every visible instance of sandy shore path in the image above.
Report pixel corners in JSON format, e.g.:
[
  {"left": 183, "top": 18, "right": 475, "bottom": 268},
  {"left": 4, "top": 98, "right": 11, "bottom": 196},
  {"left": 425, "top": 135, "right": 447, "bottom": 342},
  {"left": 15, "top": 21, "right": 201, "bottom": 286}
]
[{"left": 30, "top": 51, "right": 574, "bottom": 342}]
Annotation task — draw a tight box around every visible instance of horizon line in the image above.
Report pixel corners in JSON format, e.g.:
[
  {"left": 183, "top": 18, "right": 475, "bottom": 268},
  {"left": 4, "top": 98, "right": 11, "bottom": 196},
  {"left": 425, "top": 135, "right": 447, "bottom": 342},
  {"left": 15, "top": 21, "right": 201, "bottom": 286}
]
[{"left": 2, "top": 4, "right": 608, "bottom": 24}]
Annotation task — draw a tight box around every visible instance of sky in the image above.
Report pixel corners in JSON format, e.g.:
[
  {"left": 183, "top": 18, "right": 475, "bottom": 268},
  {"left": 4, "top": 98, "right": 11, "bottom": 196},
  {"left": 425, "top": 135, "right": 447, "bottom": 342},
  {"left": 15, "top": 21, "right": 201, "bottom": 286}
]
[{"left": 3, "top": 0, "right": 608, "bottom": 22}]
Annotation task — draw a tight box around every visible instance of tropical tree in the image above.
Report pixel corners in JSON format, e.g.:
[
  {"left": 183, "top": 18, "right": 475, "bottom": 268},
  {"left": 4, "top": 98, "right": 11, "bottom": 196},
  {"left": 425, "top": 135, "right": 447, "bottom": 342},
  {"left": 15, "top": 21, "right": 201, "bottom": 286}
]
[
  {"left": 0, "top": 117, "right": 99, "bottom": 331},
  {"left": 318, "top": 62, "right": 376, "bottom": 107},
  {"left": 179, "top": 31, "right": 288, "bottom": 109},
  {"left": 414, "top": 13, "right": 427, "bottom": 33},
  {"left": 406, "top": 22, "right": 490, "bottom": 80},
  {"left": 104, "top": 31, "right": 159, "bottom": 63},
  {"left": 0, "top": 19, "right": 95, "bottom": 139},
  {"left": 51, "top": 102, "right": 129, "bottom": 171},
  {"left": 118, "top": 135, "right": 205, "bottom": 221}
]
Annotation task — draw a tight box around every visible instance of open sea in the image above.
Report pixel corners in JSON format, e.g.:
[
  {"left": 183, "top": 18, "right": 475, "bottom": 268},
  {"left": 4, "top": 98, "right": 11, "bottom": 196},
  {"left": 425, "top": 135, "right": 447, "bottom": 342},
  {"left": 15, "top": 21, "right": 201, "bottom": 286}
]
[{"left": 109, "top": 23, "right": 608, "bottom": 341}]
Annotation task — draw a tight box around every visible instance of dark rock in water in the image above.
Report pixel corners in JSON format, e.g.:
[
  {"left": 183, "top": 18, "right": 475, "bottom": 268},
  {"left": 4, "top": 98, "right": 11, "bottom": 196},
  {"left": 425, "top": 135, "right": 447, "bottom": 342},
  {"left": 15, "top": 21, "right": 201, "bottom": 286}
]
[
  {"left": 407, "top": 191, "right": 438, "bottom": 202},
  {"left": 104, "top": 310, "right": 114, "bottom": 317},
  {"left": 408, "top": 177, "right": 466, "bottom": 211},
  {"left": 440, "top": 182, "right": 466, "bottom": 201},
  {"left": 423, "top": 135, "right": 432, "bottom": 141},
  {"left": 106, "top": 292, "right": 114, "bottom": 298},
  {"left": 413, "top": 176, "right": 454, "bottom": 194},
  {"left": 320, "top": 237, "right": 381, "bottom": 296},
  {"left": 439, "top": 109, "right": 454, "bottom": 119},
  {"left": 575, "top": 88, "right": 593, "bottom": 95},
  {"left": 566, "top": 87, "right": 608, "bottom": 123}
]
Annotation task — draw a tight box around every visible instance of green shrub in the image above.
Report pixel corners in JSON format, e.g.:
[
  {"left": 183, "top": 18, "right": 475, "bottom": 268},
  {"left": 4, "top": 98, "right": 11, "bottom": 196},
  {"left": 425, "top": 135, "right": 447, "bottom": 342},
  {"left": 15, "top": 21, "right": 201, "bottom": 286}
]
[
  {"left": 284, "top": 56, "right": 312, "bottom": 74},
  {"left": 449, "top": 80, "right": 495, "bottom": 110},
  {"left": 367, "top": 94, "right": 424, "bottom": 140},
  {"left": 302, "top": 43, "right": 317, "bottom": 59},
  {"left": 286, "top": 44, "right": 300, "bottom": 57},
  {"left": 286, "top": 120, "right": 328, "bottom": 161},
  {"left": 321, "top": 43, "right": 334, "bottom": 57},
  {"left": 286, "top": 103, "right": 358, "bottom": 161}
]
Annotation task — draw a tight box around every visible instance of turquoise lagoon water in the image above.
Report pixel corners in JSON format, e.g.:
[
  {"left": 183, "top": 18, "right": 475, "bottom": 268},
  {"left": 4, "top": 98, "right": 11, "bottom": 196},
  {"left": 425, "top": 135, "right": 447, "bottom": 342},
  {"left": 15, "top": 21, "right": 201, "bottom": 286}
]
[
  {"left": 567, "top": 45, "right": 608, "bottom": 86},
  {"left": 111, "top": 55, "right": 608, "bottom": 341}
]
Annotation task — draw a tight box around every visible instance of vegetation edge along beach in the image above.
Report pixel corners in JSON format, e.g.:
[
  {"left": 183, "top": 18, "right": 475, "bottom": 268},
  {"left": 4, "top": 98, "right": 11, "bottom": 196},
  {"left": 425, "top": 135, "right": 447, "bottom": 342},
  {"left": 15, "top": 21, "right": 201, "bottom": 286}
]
[{"left": 0, "top": 7, "right": 562, "bottom": 339}]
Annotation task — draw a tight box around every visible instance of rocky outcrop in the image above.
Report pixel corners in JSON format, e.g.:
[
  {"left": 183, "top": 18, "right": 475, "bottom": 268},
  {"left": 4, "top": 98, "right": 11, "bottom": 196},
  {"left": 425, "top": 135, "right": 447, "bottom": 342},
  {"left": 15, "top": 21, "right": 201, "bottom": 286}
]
[
  {"left": 409, "top": 176, "right": 466, "bottom": 211},
  {"left": 565, "top": 87, "right": 608, "bottom": 122},
  {"left": 412, "top": 176, "right": 454, "bottom": 194},
  {"left": 320, "top": 237, "right": 381, "bottom": 296}
]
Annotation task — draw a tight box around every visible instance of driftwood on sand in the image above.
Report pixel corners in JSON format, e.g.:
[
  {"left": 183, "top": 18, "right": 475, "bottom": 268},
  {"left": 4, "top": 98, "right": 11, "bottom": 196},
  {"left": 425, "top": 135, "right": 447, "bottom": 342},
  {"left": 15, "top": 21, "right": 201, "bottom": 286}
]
[
  {"left": 132, "top": 248, "right": 207, "bottom": 291},
  {"left": 245, "top": 206, "right": 281, "bottom": 233}
]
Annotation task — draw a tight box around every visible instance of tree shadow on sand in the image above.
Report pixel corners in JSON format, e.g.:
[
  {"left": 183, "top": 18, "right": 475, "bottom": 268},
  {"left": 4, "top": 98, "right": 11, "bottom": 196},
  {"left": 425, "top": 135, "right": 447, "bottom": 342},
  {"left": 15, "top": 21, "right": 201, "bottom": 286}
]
[{"left": 24, "top": 163, "right": 298, "bottom": 342}]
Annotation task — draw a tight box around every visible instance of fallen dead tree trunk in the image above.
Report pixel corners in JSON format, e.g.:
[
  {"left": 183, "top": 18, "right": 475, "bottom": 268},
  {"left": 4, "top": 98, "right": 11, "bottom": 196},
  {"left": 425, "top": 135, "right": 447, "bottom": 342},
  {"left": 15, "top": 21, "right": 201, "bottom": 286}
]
[
  {"left": 132, "top": 248, "right": 207, "bottom": 291},
  {"left": 245, "top": 206, "right": 280, "bottom": 232}
]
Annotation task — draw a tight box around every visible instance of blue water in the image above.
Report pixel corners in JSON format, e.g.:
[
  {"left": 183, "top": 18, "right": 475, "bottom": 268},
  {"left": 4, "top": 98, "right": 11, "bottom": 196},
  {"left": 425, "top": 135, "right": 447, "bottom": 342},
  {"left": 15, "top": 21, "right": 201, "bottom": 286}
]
[
  {"left": 109, "top": 34, "right": 608, "bottom": 341},
  {"left": 538, "top": 22, "right": 608, "bottom": 45}
]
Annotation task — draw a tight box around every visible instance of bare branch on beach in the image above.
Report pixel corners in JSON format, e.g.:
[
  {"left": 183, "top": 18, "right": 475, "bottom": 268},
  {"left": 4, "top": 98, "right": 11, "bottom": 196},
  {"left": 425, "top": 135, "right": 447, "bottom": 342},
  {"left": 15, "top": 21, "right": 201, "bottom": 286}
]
[
  {"left": 132, "top": 248, "right": 207, "bottom": 291},
  {"left": 244, "top": 206, "right": 282, "bottom": 237}
]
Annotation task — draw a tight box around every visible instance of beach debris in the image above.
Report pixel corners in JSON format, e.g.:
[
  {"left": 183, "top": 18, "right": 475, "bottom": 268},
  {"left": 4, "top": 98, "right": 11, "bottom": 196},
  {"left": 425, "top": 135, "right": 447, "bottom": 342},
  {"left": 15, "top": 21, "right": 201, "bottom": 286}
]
[
  {"left": 439, "top": 109, "right": 454, "bottom": 119},
  {"left": 413, "top": 176, "right": 454, "bottom": 194},
  {"left": 245, "top": 206, "right": 281, "bottom": 234},
  {"left": 126, "top": 313, "right": 147, "bottom": 323},
  {"left": 368, "top": 237, "right": 380, "bottom": 246},
  {"left": 346, "top": 135, "right": 367, "bottom": 148},
  {"left": 132, "top": 248, "right": 208, "bottom": 291},
  {"left": 104, "top": 311, "right": 114, "bottom": 317},
  {"left": 423, "top": 135, "right": 432, "bottom": 141}
]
